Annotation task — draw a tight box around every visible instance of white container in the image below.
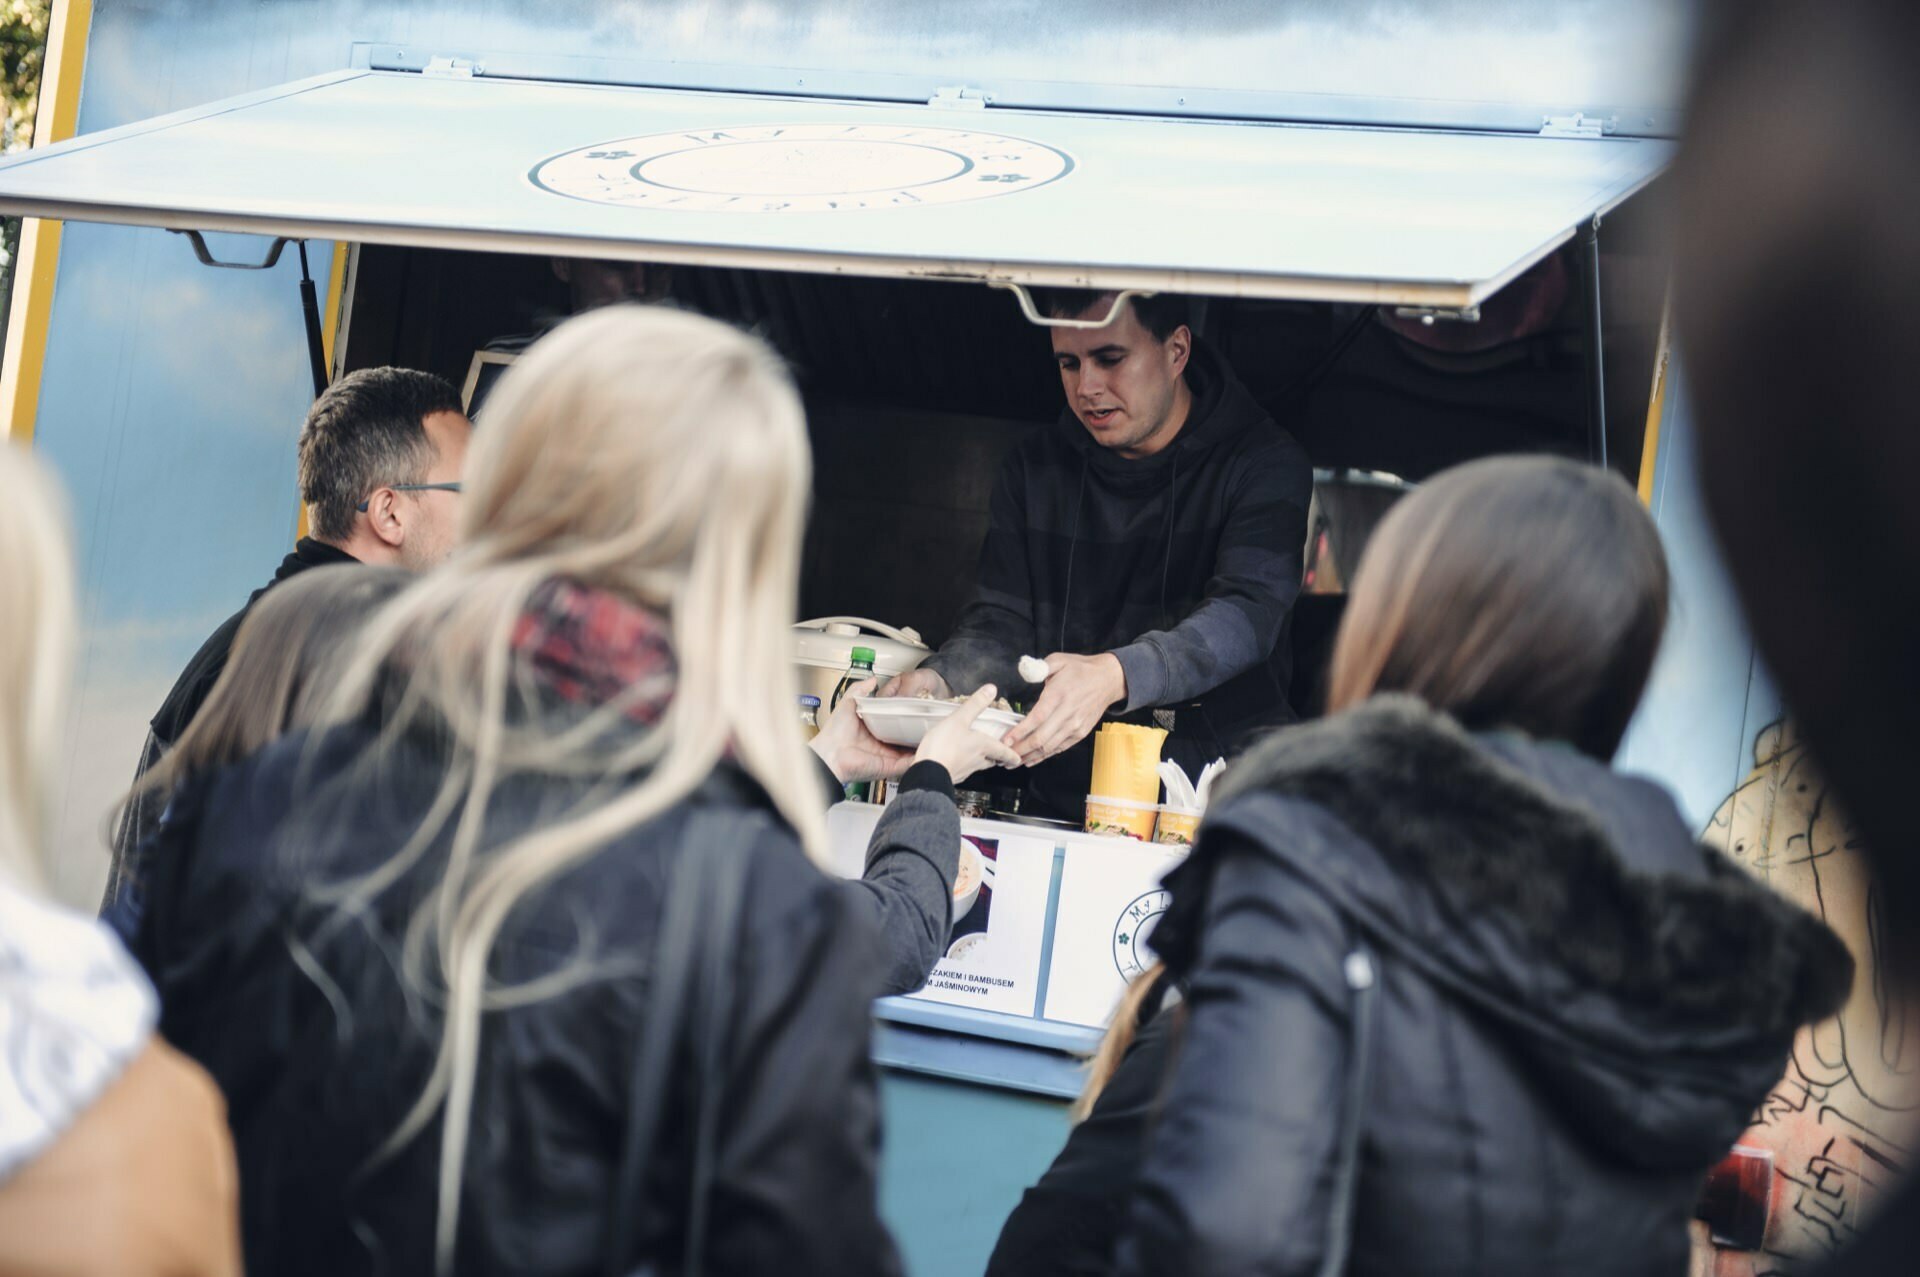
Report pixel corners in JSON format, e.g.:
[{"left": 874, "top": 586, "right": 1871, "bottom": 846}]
[
  {"left": 793, "top": 616, "right": 931, "bottom": 707},
  {"left": 853, "top": 696, "right": 1024, "bottom": 747}
]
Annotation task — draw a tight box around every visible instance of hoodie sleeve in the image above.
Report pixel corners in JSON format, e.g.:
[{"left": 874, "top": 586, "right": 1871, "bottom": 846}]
[
  {"left": 922, "top": 451, "right": 1032, "bottom": 697},
  {"left": 1113, "top": 831, "right": 1356, "bottom": 1277},
  {"left": 1110, "top": 433, "right": 1310, "bottom": 710}
]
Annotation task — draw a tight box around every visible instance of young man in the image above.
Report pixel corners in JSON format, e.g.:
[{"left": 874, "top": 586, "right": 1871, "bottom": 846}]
[
  {"left": 103, "top": 368, "right": 471, "bottom": 913},
  {"left": 895, "top": 291, "right": 1311, "bottom": 817}
]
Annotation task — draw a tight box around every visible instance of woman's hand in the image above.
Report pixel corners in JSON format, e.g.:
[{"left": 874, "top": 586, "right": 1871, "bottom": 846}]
[
  {"left": 808, "top": 678, "right": 914, "bottom": 784},
  {"left": 914, "top": 685, "right": 1023, "bottom": 784}
]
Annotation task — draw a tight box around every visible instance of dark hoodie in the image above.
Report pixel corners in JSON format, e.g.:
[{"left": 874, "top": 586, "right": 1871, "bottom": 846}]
[
  {"left": 923, "top": 342, "right": 1310, "bottom": 813},
  {"left": 990, "top": 697, "right": 1851, "bottom": 1277}
]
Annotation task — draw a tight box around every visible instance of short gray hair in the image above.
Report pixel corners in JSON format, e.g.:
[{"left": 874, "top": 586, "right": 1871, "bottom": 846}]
[{"left": 297, "top": 368, "right": 463, "bottom": 542}]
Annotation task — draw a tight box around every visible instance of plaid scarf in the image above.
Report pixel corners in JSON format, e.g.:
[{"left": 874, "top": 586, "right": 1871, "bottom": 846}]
[{"left": 509, "top": 579, "right": 677, "bottom": 724}]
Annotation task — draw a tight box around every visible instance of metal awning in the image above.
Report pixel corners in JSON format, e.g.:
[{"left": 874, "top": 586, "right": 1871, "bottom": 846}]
[{"left": 0, "top": 68, "right": 1670, "bottom": 308}]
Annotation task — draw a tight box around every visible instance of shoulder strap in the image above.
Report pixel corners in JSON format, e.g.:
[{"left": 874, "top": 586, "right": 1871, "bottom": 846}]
[
  {"left": 604, "top": 807, "right": 754, "bottom": 1277},
  {"left": 1316, "top": 946, "right": 1380, "bottom": 1277}
]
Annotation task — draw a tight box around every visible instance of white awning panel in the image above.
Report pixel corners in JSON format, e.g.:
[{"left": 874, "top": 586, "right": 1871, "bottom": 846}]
[{"left": 0, "top": 70, "right": 1671, "bottom": 307}]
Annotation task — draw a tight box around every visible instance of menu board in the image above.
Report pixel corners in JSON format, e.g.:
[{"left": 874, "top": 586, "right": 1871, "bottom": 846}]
[
  {"left": 1041, "top": 837, "right": 1188, "bottom": 1028},
  {"left": 905, "top": 829, "right": 1056, "bottom": 1017}
]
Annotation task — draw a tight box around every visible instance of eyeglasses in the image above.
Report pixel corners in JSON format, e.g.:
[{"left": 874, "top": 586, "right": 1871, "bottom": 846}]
[{"left": 356, "top": 482, "right": 463, "bottom": 513}]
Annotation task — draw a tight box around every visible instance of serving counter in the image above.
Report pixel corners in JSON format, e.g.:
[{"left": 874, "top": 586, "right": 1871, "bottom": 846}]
[{"left": 829, "top": 802, "right": 1187, "bottom": 1086}]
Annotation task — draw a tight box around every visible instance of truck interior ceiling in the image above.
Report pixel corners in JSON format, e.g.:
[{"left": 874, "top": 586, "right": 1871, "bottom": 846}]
[{"left": 338, "top": 180, "right": 1670, "bottom": 717}]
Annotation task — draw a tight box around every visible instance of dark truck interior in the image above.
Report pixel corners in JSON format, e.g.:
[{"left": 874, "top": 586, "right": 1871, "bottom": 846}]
[{"left": 339, "top": 182, "right": 1669, "bottom": 717}]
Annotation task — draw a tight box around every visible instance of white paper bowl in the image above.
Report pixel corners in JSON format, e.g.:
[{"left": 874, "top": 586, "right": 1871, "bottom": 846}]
[{"left": 854, "top": 696, "right": 1024, "bottom": 748}]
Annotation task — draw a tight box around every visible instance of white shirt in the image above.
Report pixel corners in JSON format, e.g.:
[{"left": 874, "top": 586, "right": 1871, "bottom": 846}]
[{"left": 0, "top": 879, "right": 156, "bottom": 1182}]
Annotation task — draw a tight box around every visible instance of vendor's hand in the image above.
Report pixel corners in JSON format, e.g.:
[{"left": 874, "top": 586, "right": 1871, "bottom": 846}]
[
  {"left": 1002, "top": 652, "right": 1127, "bottom": 767},
  {"left": 808, "top": 678, "right": 914, "bottom": 784},
  {"left": 915, "top": 685, "right": 1023, "bottom": 784},
  {"left": 877, "top": 667, "right": 952, "bottom": 700}
]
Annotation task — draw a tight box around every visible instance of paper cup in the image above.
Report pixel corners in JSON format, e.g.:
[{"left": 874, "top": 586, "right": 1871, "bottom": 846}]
[
  {"left": 1090, "top": 723, "right": 1168, "bottom": 805},
  {"left": 1085, "top": 794, "right": 1159, "bottom": 840},
  {"left": 1153, "top": 806, "right": 1202, "bottom": 846}
]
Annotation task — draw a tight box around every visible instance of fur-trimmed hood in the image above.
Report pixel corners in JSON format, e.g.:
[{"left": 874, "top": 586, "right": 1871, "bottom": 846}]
[{"left": 1158, "top": 695, "right": 1853, "bottom": 1171}]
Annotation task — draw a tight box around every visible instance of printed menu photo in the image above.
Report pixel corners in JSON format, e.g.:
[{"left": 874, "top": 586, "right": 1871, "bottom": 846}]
[{"left": 906, "top": 830, "right": 1055, "bottom": 1018}]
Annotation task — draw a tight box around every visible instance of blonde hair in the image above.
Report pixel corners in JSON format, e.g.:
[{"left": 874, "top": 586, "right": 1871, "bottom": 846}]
[
  {"left": 0, "top": 444, "right": 76, "bottom": 894},
  {"left": 112, "top": 564, "right": 411, "bottom": 832},
  {"left": 1072, "top": 960, "right": 1167, "bottom": 1122},
  {"left": 311, "top": 306, "right": 822, "bottom": 1270}
]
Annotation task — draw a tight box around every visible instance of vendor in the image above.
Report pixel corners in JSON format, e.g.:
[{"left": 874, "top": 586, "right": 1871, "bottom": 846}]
[{"left": 891, "top": 290, "right": 1311, "bottom": 818}]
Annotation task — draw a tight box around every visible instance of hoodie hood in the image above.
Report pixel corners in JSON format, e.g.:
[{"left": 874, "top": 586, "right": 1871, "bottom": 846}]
[{"left": 1164, "top": 696, "right": 1853, "bottom": 1172}]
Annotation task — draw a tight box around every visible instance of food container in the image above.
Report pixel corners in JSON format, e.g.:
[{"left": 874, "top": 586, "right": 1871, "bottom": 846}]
[
  {"left": 1153, "top": 806, "right": 1202, "bottom": 846},
  {"left": 952, "top": 840, "right": 988, "bottom": 922},
  {"left": 1084, "top": 794, "right": 1159, "bottom": 840},
  {"left": 955, "top": 789, "right": 991, "bottom": 819},
  {"left": 792, "top": 617, "right": 931, "bottom": 707},
  {"left": 853, "top": 696, "right": 1024, "bottom": 748}
]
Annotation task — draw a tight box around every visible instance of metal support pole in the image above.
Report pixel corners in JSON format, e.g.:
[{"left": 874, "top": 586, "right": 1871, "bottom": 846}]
[
  {"left": 1578, "top": 216, "right": 1608, "bottom": 469},
  {"left": 296, "top": 240, "right": 330, "bottom": 400}
]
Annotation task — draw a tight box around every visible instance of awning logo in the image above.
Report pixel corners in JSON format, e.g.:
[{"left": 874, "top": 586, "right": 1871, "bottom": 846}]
[{"left": 530, "top": 122, "right": 1073, "bottom": 213}]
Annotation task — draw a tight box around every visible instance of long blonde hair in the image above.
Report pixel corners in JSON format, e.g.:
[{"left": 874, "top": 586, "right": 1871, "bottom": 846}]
[
  {"left": 310, "top": 306, "right": 822, "bottom": 1269},
  {"left": 0, "top": 445, "right": 76, "bottom": 894},
  {"left": 112, "top": 565, "right": 411, "bottom": 836}
]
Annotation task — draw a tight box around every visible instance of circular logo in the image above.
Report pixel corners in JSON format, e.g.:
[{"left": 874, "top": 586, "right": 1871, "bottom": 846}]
[
  {"left": 530, "top": 123, "right": 1073, "bottom": 214},
  {"left": 1112, "top": 889, "right": 1171, "bottom": 981}
]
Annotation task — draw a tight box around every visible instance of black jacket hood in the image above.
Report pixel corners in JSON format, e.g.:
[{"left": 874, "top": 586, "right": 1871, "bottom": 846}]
[{"left": 1165, "top": 696, "right": 1853, "bottom": 1172}]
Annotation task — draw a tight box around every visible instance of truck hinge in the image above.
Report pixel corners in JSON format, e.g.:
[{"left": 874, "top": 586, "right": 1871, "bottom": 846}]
[
  {"left": 1392, "top": 304, "right": 1482, "bottom": 326},
  {"left": 421, "top": 56, "right": 479, "bottom": 79},
  {"left": 928, "top": 85, "right": 989, "bottom": 110},
  {"left": 1539, "top": 112, "right": 1611, "bottom": 139}
]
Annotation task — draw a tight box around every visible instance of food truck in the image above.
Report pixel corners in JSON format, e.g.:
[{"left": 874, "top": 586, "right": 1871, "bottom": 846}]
[{"left": 0, "top": 2, "right": 1835, "bottom": 1272}]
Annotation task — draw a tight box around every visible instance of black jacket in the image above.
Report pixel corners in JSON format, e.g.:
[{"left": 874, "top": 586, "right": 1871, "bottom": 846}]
[
  {"left": 995, "top": 697, "right": 1852, "bottom": 1277},
  {"left": 103, "top": 538, "right": 358, "bottom": 916},
  {"left": 924, "top": 343, "right": 1311, "bottom": 814},
  {"left": 132, "top": 720, "right": 907, "bottom": 1277}
]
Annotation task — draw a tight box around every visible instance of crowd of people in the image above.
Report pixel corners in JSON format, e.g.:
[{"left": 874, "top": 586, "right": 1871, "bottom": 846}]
[{"left": 4, "top": 2, "right": 1919, "bottom": 1268}]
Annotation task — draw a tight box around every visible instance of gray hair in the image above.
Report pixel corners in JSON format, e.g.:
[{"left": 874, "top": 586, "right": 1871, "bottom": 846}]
[{"left": 297, "top": 368, "right": 463, "bottom": 542}]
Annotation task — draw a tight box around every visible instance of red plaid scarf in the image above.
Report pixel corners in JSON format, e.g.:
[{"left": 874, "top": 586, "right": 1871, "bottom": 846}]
[{"left": 509, "top": 579, "right": 677, "bottom": 724}]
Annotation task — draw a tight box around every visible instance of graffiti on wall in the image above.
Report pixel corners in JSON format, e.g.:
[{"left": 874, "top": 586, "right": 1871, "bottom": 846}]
[{"left": 1698, "top": 721, "right": 1916, "bottom": 1273}]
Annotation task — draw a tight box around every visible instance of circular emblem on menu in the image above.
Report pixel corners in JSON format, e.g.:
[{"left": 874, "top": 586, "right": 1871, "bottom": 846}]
[
  {"left": 529, "top": 123, "right": 1073, "bottom": 213},
  {"left": 1112, "top": 889, "right": 1171, "bottom": 981}
]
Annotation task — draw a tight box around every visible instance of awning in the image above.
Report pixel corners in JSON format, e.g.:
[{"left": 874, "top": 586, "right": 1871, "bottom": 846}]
[{"left": 0, "top": 69, "right": 1671, "bottom": 308}]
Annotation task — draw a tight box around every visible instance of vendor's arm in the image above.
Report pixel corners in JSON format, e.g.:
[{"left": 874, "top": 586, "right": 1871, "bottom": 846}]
[
  {"left": 1110, "top": 435, "right": 1310, "bottom": 711},
  {"left": 918, "top": 454, "right": 1033, "bottom": 698}
]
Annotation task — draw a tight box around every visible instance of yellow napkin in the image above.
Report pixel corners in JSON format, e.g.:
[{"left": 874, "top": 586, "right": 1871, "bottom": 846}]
[{"left": 1090, "top": 723, "right": 1169, "bottom": 805}]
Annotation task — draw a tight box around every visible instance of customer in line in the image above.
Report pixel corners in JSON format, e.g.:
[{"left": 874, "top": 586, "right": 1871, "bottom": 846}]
[
  {"left": 106, "top": 367, "right": 473, "bottom": 913},
  {"left": 991, "top": 455, "right": 1853, "bottom": 1277},
  {"left": 0, "top": 445, "right": 241, "bottom": 1276},
  {"left": 1675, "top": 5, "right": 1920, "bottom": 1273},
  {"left": 132, "top": 306, "right": 1012, "bottom": 1276}
]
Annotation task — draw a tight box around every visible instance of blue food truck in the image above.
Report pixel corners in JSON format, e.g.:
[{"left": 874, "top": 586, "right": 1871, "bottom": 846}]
[{"left": 0, "top": 2, "right": 1812, "bottom": 1272}]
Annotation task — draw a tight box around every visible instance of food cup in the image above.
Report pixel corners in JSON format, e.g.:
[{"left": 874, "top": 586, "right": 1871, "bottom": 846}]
[
  {"left": 952, "top": 840, "right": 985, "bottom": 922},
  {"left": 1153, "top": 806, "right": 1202, "bottom": 846},
  {"left": 1084, "top": 794, "right": 1159, "bottom": 840}
]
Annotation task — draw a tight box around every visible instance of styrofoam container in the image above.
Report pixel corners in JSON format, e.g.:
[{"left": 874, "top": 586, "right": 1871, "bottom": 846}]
[{"left": 854, "top": 696, "right": 1024, "bottom": 747}]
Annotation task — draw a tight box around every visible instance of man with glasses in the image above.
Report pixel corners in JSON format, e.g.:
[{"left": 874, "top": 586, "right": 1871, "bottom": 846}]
[{"left": 103, "top": 367, "right": 471, "bottom": 917}]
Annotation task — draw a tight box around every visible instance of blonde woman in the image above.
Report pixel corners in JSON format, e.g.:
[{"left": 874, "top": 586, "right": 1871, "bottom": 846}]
[
  {"left": 0, "top": 445, "right": 240, "bottom": 1275},
  {"left": 132, "top": 307, "right": 1012, "bottom": 1277}
]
